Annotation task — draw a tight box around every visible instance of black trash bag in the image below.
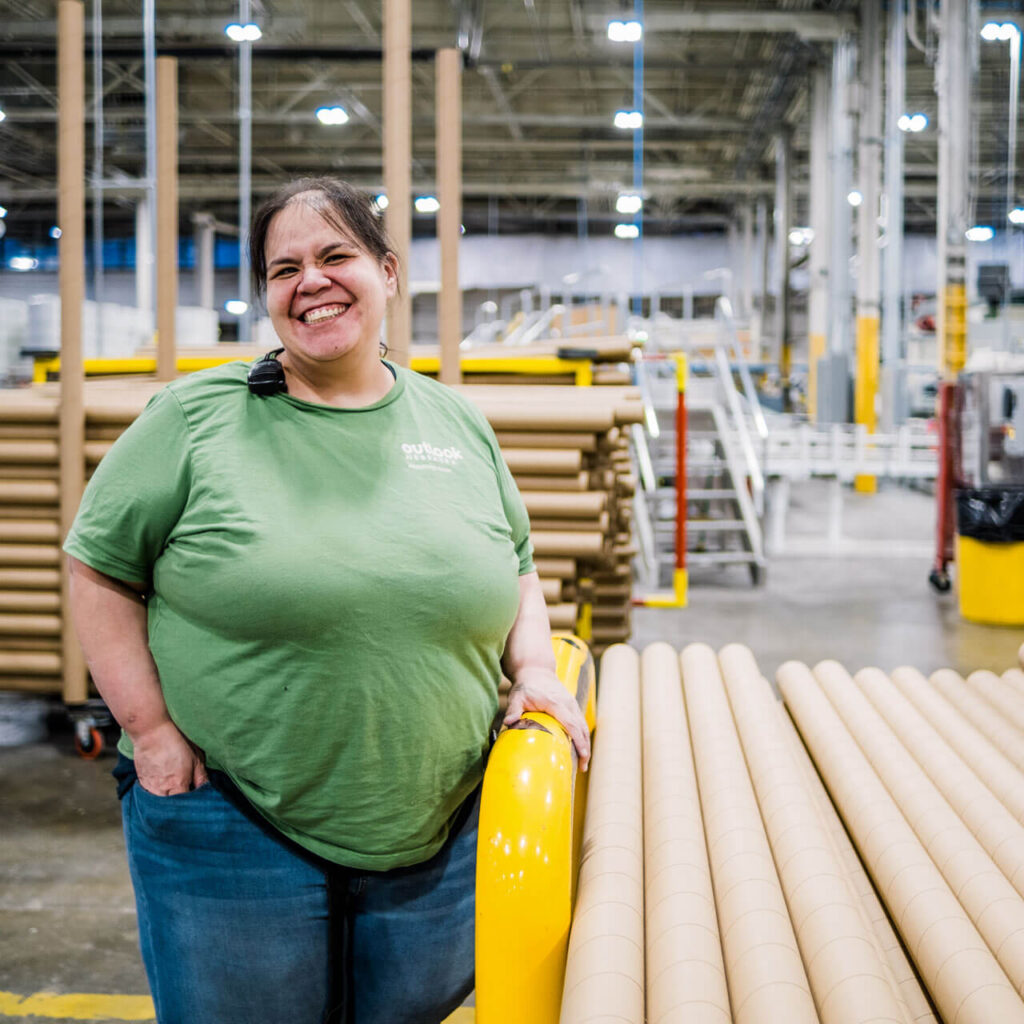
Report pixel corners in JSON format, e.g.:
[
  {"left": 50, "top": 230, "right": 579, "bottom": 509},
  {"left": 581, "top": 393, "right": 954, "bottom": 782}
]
[{"left": 956, "top": 488, "right": 1024, "bottom": 543}]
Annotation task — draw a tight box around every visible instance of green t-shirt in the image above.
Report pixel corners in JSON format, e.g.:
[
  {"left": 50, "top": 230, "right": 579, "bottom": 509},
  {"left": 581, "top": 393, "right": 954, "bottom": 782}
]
[{"left": 64, "top": 361, "right": 533, "bottom": 870}]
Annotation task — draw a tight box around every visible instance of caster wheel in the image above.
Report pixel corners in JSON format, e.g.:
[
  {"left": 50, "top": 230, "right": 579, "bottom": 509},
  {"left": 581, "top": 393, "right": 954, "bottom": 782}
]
[
  {"left": 928, "top": 569, "right": 951, "bottom": 593},
  {"left": 75, "top": 726, "right": 104, "bottom": 760}
]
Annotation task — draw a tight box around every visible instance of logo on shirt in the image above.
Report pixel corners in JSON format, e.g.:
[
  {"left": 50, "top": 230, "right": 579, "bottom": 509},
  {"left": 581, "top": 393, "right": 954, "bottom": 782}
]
[{"left": 401, "top": 440, "right": 464, "bottom": 472}]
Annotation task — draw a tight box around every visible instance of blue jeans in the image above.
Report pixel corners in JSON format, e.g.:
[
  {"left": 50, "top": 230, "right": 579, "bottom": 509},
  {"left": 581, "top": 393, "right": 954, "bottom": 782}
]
[{"left": 116, "top": 757, "right": 477, "bottom": 1024}]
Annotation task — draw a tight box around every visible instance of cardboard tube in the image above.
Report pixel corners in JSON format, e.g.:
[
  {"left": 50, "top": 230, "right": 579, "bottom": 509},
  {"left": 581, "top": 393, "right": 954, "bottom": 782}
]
[
  {"left": 5, "top": 481, "right": 59, "bottom": 505},
  {"left": 0, "top": 592, "right": 61, "bottom": 614},
  {"left": 680, "top": 643, "right": 817, "bottom": 1024},
  {"left": 1005, "top": 668, "right": 1024, "bottom": 698},
  {"left": 0, "top": 614, "right": 61, "bottom": 637},
  {"left": 495, "top": 432, "right": 597, "bottom": 451},
  {"left": 777, "top": 706, "right": 935, "bottom": 1024},
  {"left": 520, "top": 491, "right": 606, "bottom": 518},
  {"left": 966, "top": 669, "right": 1024, "bottom": 732},
  {"left": 155, "top": 56, "right": 178, "bottom": 381},
  {"left": 503, "top": 449, "right": 582, "bottom": 475},
  {"left": 436, "top": 47, "right": 462, "bottom": 386},
  {"left": 640, "top": 642, "right": 731, "bottom": 1024},
  {"left": 464, "top": 402, "right": 615, "bottom": 433},
  {"left": 546, "top": 603, "right": 578, "bottom": 631},
  {"left": 0, "top": 441, "right": 59, "bottom": 464},
  {"left": 718, "top": 645, "right": 912, "bottom": 1024},
  {"left": 930, "top": 669, "right": 1024, "bottom": 773},
  {"left": 814, "top": 660, "right": 1024, "bottom": 996},
  {"left": 530, "top": 515, "right": 610, "bottom": 535},
  {"left": 855, "top": 667, "right": 1024, "bottom": 899},
  {"left": 560, "top": 644, "right": 644, "bottom": 1024},
  {"left": 891, "top": 666, "right": 1024, "bottom": 826},
  {"left": 530, "top": 532, "right": 604, "bottom": 558},
  {"left": 0, "top": 676, "right": 64, "bottom": 693},
  {"left": 84, "top": 440, "right": 112, "bottom": 465},
  {"left": 0, "top": 546, "right": 60, "bottom": 568},
  {"left": 0, "top": 651, "right": 62, "bottom": 675},
  {"left": 778, "top": 660, "right": 1024, "bottom": 1024},
  {"left": 532, "top": 557, "right": 575, "bottom": 579},
  {"left": 512, "top": 473, "right": 589, "bottom": 493},
  {"left": 0, "top": 569, "right": 61, "bottom": 590},
  {"left": 0, "top": 521, "right": 60, "bottom": 544},
  {"left": 540, "top": 577, "right": 562, "bottom": 603}
]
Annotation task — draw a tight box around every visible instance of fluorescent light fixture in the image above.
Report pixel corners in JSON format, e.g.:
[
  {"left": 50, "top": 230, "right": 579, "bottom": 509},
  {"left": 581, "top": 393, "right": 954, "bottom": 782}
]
[
  {"left": 847, "top": 189, "right": 864, "bottom": 207},
  {"left": 616, "top": 193, "right": 643, "bottom": 215},
  {"left": 966, "top": 225, "right": 995, "bottom": 242},
  {"left": 315, "top": 106, "right": 349, "bottom": 126},
  {"left": 898, "top": 114, "right": 912, "bottom": 131},
  {"left": 1000, "top": 22, "right": 1018, "bottom": 41},
  {"left": 982, "top": 21, "right": 1003, "bottom": 40},
  {"left": 614, "top": 223, "right": 640, "bottom": 239},
  {"left": 1009, "top": 208, "right": 1024, "bottom": 224},
  {"left": 788, "top": 226, "right": 814, "bottom": 246},
  {"left": 613, "top": 109, "right": 643, "bottom": 130},
  {"left": 225, "top": 23, "right": 261, "bottom": 41},
  {"left": 460, "top": 224, "right": 466, "bottom": 234},
  {"left": 8, "top": 256, "right": 38, "bottom": 271},
  {"left": 374, "top": 193, "right": 389, "bottom": 210},
  {"left": 414, "top": 195, "right": 440, "bottom": 214},
  {"left": 0, "top": 108, "right": 6, "bottom": 123},
  {"left": 909, "top": 113, "right": 928, "bottom": 132},
  {"left": 49, "top": 226, "right": 62, "bottom": 239},
  {"left": 0, "top": 206, "right": 7, "bottom": 219},
  {"left": 607, "top": 19, "right": 642, "bottom": 43},
  {"left": 224, "top": 299, "right": 249, "bottom": 315}
]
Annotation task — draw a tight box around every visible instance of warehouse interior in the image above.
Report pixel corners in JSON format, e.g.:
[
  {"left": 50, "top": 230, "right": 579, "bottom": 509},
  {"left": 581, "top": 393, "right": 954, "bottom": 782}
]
[{"left": 3, "top": 1, "right": 1024, "bottom": 1022}]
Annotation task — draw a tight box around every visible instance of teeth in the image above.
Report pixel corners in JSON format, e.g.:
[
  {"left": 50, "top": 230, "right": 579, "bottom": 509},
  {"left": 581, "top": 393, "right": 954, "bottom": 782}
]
[{"left": 302, "top": 304, "right": 348, "bottom": 324}]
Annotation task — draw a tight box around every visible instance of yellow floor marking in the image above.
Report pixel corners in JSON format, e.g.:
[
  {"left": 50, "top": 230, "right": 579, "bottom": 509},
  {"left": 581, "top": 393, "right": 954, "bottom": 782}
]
[
  {"left": 0, "top": 992, "right": 155, "bottom": 1022},
  {"left": 442, "top": 1010, "right": 475, "bottom": 1024}
]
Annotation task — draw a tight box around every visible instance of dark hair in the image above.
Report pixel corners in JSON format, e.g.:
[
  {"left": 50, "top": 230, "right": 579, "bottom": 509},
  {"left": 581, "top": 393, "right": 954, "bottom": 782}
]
[{"left": 248, "top": 177, "right": 398, "bottom": 300}]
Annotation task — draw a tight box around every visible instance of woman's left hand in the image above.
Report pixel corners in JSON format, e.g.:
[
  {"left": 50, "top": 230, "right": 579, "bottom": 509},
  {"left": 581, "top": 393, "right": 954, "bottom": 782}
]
[{"left": 504, "top": 667, "right": 591, "bottom": 772}]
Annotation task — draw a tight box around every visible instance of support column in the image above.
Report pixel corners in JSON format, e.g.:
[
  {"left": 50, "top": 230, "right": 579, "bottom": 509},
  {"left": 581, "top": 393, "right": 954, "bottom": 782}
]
[
  {"left": 58, "top": 0, "right": 87, "bottom": 703},
  {"left": 384, "top": 0, "right": 412, "bottom": 366},
  {"left": 808, "top": 65, "right": 831, "bottom": 422},
  {"left": 881, "top": 0, "right": 907, "bottom": 429},
  {"left": 773, "top": 130, "right": 792, "bottom": 408},
  {"left": 936, "top": 0, "right": 971, "bottom": 379},
  {"left": 237, "top": 0, "right": 253, "bottom": 343},
  {"left": 757, "top": 197, "right": 769, "bottom": 359},
  {"left": 135, "top": 197, "right": 153, "bottom": 318},
  {"left": 194, "top": 214, "right": 216, "bottom": 311},
  {"left": 855, "top": 0, "right": 882, "bottom": 491},
  {"left": 155, "top": 56, "right": 177, "bottom": 381},
  {"left": 436, "top": 48, "right": 462, "bottom": 385},
  {"left": 741, "top": 201, "right": 754, "bottom": 319}
]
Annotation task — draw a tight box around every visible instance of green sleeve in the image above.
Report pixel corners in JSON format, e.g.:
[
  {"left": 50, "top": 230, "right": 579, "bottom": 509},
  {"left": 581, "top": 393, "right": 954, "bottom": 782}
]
[{"left": 63, "top": 388, "right": 192, "bottom": 584}]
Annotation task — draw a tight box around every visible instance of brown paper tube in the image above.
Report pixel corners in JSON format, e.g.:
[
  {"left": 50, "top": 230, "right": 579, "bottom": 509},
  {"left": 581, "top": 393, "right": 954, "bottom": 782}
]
[
  {"left": 0, "top": 521, "right": 60, "bottom": 544},
  {"left": 778, "top": 660, "right": 1024, "bottom": 1024},
  {"left": 590, "top": 625, "right": 631, "bottom": 643},
  {"left": 532, "top": 557, "right": 576, "bottom": 579},
  {"left": 2, "top": 481, "right": 59, "bottom": 505},
  {"left": 680, "top": 643, "right": 817, "bottom": 1024},
  {"left": 0, "top": 651, "right": 62, "bottom": 675},
  {"left": 814, "top": 660, "right": 1024, "bottom": 996},
  {"left": 777, "top": 706, "right": 934, "bottom": 1024},
  {"left": 0, "top": 546, "right": 60, "bottom": 568},
  {"left": 560, "top": 644, "right": 644, "bottom": 1024},
  {"left": 640, "top": 643, "right": 731, "bottom": 1024},
  {"left": 593, "top": 584, "right": 631, "bottom": 600},
  {"left": 0, "top": 466, "right": 60, "bottom": 482},
  {"left": 84, "top": 441, "right": 113, "bottom": 465},
  {"left": 930, "top": 669, "right": 1024, "bottom": 773},
  {"left": 0, "top": 592, "right": 61, "bottom": 614},
  {"left": 966, "top": 669, "right": 1024, "bottom": 732},
  {"left": 0, "top": 441, "right": 59, "bottom": 464},
  {"left": 0, "top": 402, "right": 59, "bottom": 424},
  {"left": 546, "top": 603, "right": 578, "bottom": 631},
  {"left": 0, "top": 637, "right": 61, "bottom": 652},
  {"left": 0, "top": 676, "right": 64, "bottom": 693},
  {"left": 530, "top": 531, "right": 605, "bottom": 558},
  {"left": 520, "top": 491, "right": 606, "bottom": 518},
  {"left": 591, "top": 603, "right": 631, "bottom": 621},
  {"left": 495, "top": 432, "right": 597, "bottom": 451},
  {"left": 530, "top": 515, "right": 611, "bottom": 534},
  {"left": 1005, "top": 669, "right": 1024, "bottom": 698},
  {"left": 540, "top": 577, "right": 562, "bottom": 603},
  {"left": 0, "top": 506, "right": 62, "bottom": 520},
  {"left": 467, "top": 403, "right": 615, "bottom": 433},
  {"left": 512, "top": 473, "right": 590, "bottom": 493},
  {"left": 503, "top": 449, "right": 582, "bottom": 475},
  {"left": 0, "top": 569, "right": 61, "bottom": 590},
  {"left": 0, "top": 614, "right": 61, "bottom": 637},
  {"left": 717, "top": 645, "right": 912, "bottom": 1024},
  {"left": 854, "top": 667, "right": 1024, "bottom": 899},
  {"left": 891, "top": 666, "right": 1024, "bottom": 827},
  {"left": 0, "top": 426, "right": 59, "bottom": 441}
]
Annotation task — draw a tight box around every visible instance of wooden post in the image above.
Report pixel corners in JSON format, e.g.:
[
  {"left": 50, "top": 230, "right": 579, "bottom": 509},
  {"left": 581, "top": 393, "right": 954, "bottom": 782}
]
[
  {"left": 436, "top": 48, "right": 462, "bottom": 385},
  {"left": 383, "top": 0, "right": 412, "bottom": 366},
  {"left": 58, "top": 0, "right": 88, "bottom": 704},
  {"left": 155, "top": 56, "right": 178, "bottom": 381}
]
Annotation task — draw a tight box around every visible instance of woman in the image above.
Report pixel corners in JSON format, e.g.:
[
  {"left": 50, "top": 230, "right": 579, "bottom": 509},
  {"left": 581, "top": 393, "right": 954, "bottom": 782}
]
[{"left": 65, "top": 177, "right": 590, "bottom": 1024}]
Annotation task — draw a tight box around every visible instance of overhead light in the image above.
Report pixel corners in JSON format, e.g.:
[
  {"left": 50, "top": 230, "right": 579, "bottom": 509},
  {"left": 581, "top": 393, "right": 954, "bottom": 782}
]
[
  {"left": 982, "top": 21, "right": 1003, "bottom": 41},
  {"left": 414, "top": 195, "right": 440, "bottom": 214},
  {"left": 9, "top": 256, "right": 38, "bottom": 271},
  {"left": 1009, "top": 208, "right": 1024, "bottom": 224},
  {"left": 607, "top": 20, "right": 643, "bottom": 43},
  {"left": 616, "top": 193, "right": 643, "bottom": 215},
  {"left": 460, "top": 224, "right": 466, "bottom": 234},
  {"left": 1000, "top": 22, "right": 1018, "bottom": 41},
  {"left": 49, "top": 226, "right": 62, "bottom": 239},
  {"left": 613, "top": 109, "right": 643, "bottom": 130},
  {"left": 315, "top": 106, "right": 349, "bottom": 126},
  {"left": 374, "top": 193, "right": 389, "bottom": 210},
  {"left": 614, "top": 223, "right": 640, "bottom": 239},
  {"left": 898, "top": 113, "right": 928, "bottom": 133},
  {"left": 966, "top": 225, "right": 995, "bottom": 242},
  {"left": 225, "top": 23, "right": 262, "bottom": 42},
  {"left": 847, "top": 189, "right": 864, "bottom": 207},
  {"left": 0, "top": 108, "right": 6, "bottom": 123},
  {"left": 788, "top": 226, "right": 814, "bottom": 246},
  {"left": 0, "top": 206, "right": 7, "bottom": 219},
  {"left": 224, "top": 299, "right": 249, "bottom": 315}
]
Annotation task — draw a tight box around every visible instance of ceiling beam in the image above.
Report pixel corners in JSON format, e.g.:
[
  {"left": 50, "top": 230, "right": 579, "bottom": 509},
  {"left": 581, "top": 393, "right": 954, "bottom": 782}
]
[{"left": 586, "top": 10, "right": 856, "bottom": 42}]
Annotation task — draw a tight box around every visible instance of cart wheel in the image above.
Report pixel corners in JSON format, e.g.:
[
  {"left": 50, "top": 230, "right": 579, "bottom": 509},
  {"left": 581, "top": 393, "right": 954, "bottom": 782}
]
[
  {"left": 928, "top": 569, "right": 952, "bottom": 594},
  {"left": 75, "top": 726, "right": 104, "bottom": 760}
]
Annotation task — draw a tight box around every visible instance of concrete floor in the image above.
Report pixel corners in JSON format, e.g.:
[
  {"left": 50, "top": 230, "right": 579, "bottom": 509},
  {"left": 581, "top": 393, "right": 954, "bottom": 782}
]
[{"left": 1, "top": 480, "right": 1022, "bottom": 1023}]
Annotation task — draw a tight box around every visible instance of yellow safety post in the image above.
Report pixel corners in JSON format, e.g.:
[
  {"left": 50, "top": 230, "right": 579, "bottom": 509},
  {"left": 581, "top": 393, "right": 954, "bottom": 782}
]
[
  {"left": 854, "top": 314, "right": 879, "bottom": 492},
  {"left": 942, "top": 283, "right": 968, "bottom": 377},
  {"left": 475, "top": 633, "right": 595, "bottom": 1024},
  {"left": 807, "top": 332, "right": 826, "bottom": 421}
]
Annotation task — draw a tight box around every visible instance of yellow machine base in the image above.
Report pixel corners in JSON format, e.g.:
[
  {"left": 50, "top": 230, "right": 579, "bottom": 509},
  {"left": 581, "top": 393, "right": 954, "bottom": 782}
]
[{"left": 956, "top": 535, "right": 1024, "bottom": 625}]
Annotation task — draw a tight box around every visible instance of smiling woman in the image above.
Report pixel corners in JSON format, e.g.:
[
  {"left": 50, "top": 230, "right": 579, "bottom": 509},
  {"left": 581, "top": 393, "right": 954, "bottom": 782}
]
[{"left": 62, "top": 177, "right": 590, "bottom": 1024}]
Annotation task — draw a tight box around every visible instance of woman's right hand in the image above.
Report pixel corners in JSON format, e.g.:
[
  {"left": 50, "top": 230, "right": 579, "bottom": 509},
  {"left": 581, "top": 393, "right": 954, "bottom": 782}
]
[{"left": 131, "top": 719, "right": 208, "bottom": 796}]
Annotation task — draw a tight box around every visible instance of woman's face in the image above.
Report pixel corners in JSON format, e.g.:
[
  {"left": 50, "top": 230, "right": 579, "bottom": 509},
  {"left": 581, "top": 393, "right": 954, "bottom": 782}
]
[{"left": 263, "top": 199, "right": 397, "bottom": 368}]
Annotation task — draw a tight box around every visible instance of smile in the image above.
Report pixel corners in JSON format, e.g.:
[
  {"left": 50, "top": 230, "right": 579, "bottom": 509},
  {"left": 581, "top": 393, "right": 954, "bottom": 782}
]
[{"left": 301, "top": 304, "right": 350, "bottom": 324}]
